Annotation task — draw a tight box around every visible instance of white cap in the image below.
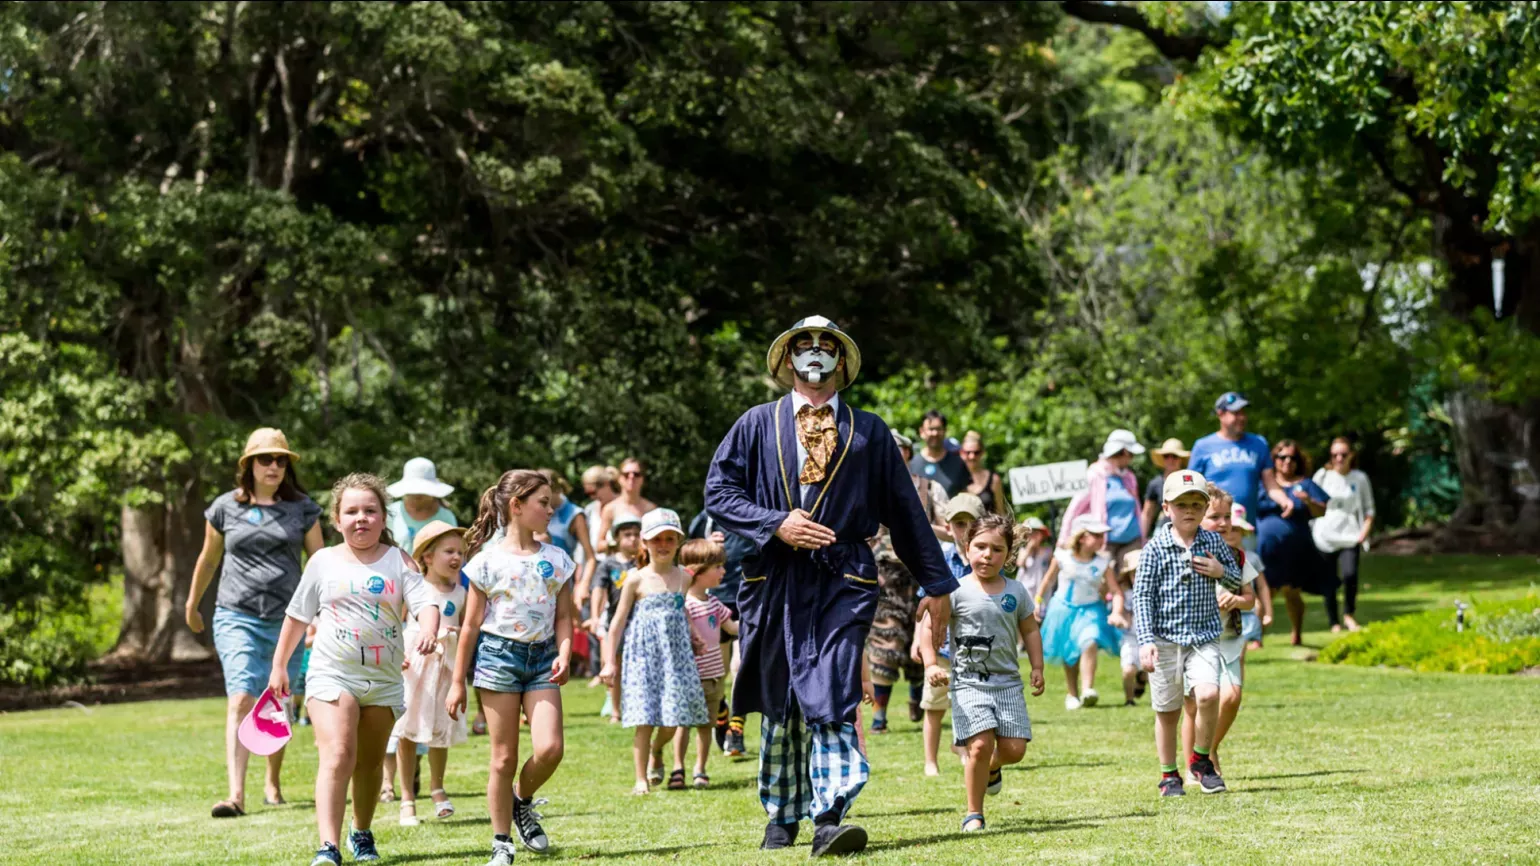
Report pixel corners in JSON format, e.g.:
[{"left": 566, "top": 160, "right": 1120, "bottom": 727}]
[
  {"left": 1230, "top": 503, "right": 1255, "bottom": 532},
  {"left": 1163, "top": 469, "right": 1211, "bottom": 502},
  {"left": 612, "top": 510, "right": 643, "bottom": 531},
  {"left": 1100, "top": 429, "right": 1146, "bottom": 459},
  {"left": 386, "top": 457, "right": 455, "bottom": 499},
  {"left": 1071, "top": 514, "right": 1110, "bottom": 535},
  {"left": 640, "top": 507, "right": 684, "bottom": 540}
]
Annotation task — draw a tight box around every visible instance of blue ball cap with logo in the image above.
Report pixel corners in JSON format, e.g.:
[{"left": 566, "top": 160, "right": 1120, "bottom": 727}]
[{"left": 1214, "top": 391, "right": 1250, "bottom": 413}]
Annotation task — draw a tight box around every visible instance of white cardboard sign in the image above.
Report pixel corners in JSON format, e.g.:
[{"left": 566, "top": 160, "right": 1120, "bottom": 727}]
[{"left": 1008, "top": 460, "right": 1089, "bottom": 505}]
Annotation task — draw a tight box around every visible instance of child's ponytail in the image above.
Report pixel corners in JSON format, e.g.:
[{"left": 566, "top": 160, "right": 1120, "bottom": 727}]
[{"left": 464, "top": 483, "right": 506, "bottom": 560}]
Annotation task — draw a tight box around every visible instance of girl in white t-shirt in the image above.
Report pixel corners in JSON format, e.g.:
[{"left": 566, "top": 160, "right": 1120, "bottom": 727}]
[
  {"left": 392, "top": 520, "right": 470, "bottom": 826},
  {"left": 270, "top": 473, "right": 440, "bottom": 866},
  {"left": 447, "top": 470, "right": 575, "bottom": 866},
  {"left": 1035, "top": 515, "right": 1121, "bottom": 710}
]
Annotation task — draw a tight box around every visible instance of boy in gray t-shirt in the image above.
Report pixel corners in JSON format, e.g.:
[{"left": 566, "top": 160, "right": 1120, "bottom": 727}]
[{"left": 917, "top": 515, "right": 1046, "bottom": 833}]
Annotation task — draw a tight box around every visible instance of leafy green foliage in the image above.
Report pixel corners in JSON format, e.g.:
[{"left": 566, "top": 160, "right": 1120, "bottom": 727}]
[{"left": 1321, "top": 594, "right": 1540, "bottom": 674}]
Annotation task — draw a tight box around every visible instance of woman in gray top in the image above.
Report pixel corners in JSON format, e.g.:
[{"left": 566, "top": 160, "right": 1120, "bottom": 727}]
[{"left": 185, "top": 427, "right": 324, "bottom": 818}]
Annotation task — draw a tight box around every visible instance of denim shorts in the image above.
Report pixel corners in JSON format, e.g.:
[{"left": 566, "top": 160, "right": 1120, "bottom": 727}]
[
  {"left": 212, "top": 607, "right": 303, "bottom": 698},
  {"left": 472, "top": 633, "right": 558, "bottom": 694}
]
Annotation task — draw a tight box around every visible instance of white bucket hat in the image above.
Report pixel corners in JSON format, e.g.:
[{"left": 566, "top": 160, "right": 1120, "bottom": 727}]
[
  {"left": 765, "top": 315, "right": 862, "bottom": 391},
  {"left": 1100, "top": 429, "right": 1146, "bottom": 459},
  {"left": 386, "top": 457, "right": 455, "bottom": 499}
]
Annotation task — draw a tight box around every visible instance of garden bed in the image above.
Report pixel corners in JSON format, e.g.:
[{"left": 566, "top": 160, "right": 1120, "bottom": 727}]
[{"left": 1321, "top": 594, "right": 1540, "bottom": 674}]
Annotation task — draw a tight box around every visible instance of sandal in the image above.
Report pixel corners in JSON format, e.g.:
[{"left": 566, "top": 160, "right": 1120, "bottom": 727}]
[
  {"left": 471, "top": 719, "right": 488, "bottom": 736},
  {"left": 399, "top": 800, "right": 420, "bottom": 827},
  {"left": 961, "top": 813, "right": 986, "bottom": 832},
  {"left": 211, "top": 799, "right": 245, "bottom": 819},
  {"left": 262, "top": 796, "right": 286, "bottom": 807},
  {"left": 692, "top": 772, "right": 710, "bottom": 789},
  {"left": 647, "top": 750, "right": 665, "bottom": 785},
  {"left": 431, "top": 788, "right": 455, "bottom": 819},
  {"left": 667, "top": 769, "right": 687, "bottom": 790},
  {"left": 630, "top": 781, "right": 651, "bottom": 796},
  {"left": 379, "top": 785, "right": 396, "bottom": 803}
]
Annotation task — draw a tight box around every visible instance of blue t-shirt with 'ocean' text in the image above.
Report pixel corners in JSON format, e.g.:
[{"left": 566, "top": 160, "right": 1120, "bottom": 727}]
[{"left": 1188, "top": 432, "right": 1271, "bottom": 519}]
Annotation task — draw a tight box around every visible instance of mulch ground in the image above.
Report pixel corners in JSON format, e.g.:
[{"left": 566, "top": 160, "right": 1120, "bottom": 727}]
[{"left": 0, "top": 658, "right": 225, "bottom": 713}]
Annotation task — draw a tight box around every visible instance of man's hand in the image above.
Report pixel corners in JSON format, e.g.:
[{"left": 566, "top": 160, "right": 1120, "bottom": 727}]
[
  {"left": 710, "top": 531, "right": 727, "bottom": 543},
  {"left": 1139, "top": 643, "right": 1158, "bottom": 674},
  {"left": 775, "top": 509, "right": 836, "bottom": 550},
  {"left": 917, "top": 594, "right": 952, "bottom": 652}
]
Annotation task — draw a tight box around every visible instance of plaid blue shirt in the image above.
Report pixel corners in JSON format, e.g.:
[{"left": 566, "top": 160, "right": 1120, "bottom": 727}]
[{"left": 1132, "top": 523, "right": 1242, "bottom": 647}]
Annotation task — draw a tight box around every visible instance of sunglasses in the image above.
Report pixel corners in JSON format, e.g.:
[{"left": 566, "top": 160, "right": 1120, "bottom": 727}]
[
  {"left": 622, "top": 471, "right": 644, "bottom": 479},
  {"left": 1274, "top": 453, "right": 1298, "bottom": 463},
  {"left": 255, "top": 454, "right": 289, "bottom": 468}
]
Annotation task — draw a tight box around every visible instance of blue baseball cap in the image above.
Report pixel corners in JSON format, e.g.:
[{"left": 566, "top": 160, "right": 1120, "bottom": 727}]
[{"left": 1214, "top": 391, "right": 1250, "bottom": 413}]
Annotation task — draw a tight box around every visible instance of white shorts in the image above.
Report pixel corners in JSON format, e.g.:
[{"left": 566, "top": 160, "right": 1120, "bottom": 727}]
[
  {"left": 1148, "top": 640, "right": 1221, "bottom": 712},
  {"left": 1120, "top": 632, "right": 1140, "bottom": 670},
  {"left": 1217, "top": 637, "right": 1245, "bottom": 689},
  {"left": 306, "top": 673, "right": 405, "bottom": 718}
]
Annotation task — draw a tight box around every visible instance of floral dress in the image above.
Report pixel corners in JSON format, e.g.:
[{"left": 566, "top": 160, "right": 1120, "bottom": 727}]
[{"left": 620, "top": 592, "right": 709, "bottom": 727}]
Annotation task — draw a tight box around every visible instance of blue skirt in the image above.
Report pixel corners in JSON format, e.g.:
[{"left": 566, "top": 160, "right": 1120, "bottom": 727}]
[{"left": 1041, "top": 595, "right": 1120, "bottom": 666}]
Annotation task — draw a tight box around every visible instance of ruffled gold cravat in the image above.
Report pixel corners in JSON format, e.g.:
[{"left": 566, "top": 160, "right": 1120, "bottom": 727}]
[{"left": 796, "top": 404, "right": 838, "bottom": 486}]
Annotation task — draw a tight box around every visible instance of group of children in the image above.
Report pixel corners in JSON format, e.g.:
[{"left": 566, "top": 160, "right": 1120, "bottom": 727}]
[
  {"left": 258, "top": 459, "right": 1277, "bottom": 864},
  {"left": 267, "top": 469, "right": 740, "bottom": 866}
]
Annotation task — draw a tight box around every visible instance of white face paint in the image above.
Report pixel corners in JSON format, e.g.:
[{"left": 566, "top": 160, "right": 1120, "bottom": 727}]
[{"left": 791, "top": 332, "right": 840, "bottom": 384}]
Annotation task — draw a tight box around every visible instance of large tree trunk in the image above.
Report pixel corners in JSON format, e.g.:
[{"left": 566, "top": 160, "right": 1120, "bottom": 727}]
[
  {"left": 111, "top": 472, "right": 214, "bottom": 662},
  {"left": 1437, "top": 225, "right": 1540, "bottom": 552}
]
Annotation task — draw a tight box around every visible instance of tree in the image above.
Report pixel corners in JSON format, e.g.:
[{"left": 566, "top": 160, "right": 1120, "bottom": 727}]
[{"left": 1061, "top": 0, "right": 1540, "bottom": 547}]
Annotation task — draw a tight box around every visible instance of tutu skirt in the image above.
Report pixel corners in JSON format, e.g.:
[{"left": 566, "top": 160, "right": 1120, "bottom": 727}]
[
  {"left": 1041, "top": 595, "right": 1120, "bottom": 666},
  {"left": 392, "top": 629, "right": 468, "bottom": 749}
]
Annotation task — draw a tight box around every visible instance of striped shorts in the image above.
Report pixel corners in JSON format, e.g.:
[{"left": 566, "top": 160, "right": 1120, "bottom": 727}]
[{"left": 950, "top": 680, "right": 1032, "bottom": 745}]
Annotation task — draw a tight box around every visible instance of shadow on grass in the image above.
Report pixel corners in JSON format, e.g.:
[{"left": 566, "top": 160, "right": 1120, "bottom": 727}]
[
  {"left": 865, "top": 810, "right": 1154, "bottom": 850},
  {"left": 388, "top": 852, "right": 489, "bottom": 864},
  {"left": 1028, "top": 760, "right": 1114, "bottom": 770},
  {"left": 1247, "top": 769, "right": 1363, "bottom": 781},
  {"left": 862, "top": 806, "right": 951, "bottom": 818},
  {"left": 566, "top": 843, "right": 710, "bottom": 860}
]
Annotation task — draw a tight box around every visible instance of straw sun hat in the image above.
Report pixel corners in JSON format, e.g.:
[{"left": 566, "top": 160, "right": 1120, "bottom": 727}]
[
  {"left": 238, "top": 427, "right": 300, "bottom": 473},
  {"left": 1149, "top": 438, "right": 1191, "bottom": 468}
]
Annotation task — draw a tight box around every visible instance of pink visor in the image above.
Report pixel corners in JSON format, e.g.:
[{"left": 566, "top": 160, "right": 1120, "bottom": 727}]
[{"left": 236, "top": 687, "right": 293, "bottom": 756}]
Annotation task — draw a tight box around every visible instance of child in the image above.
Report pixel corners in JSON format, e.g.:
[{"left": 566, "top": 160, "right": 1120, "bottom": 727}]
[
  {"left": 1234, "top": 503, "right": 1275, "bottom": 650},
  {"left": 1037, "top": 515, "right": 1121, "bottom": 710},
  {"left": 919, "top": 514, "right": 1045, "bottom": 832},
  {"left": 671, "top": 539, "right": 739, "bottom": 788},
  {"left": 600, "top": 508, "right": 709, "bottom": 795},
  {"left": 914, "top": 493, "right": 984, "bottom": 776},
  {"left": 1131, "top": 470, "right": 1243, "bottom": 797},
  {"left": 588, "top": 510, "right": 642, "bottom": 723},
  {"left": 269, "top": 474, "right": 441, "bottom": 866},
  {"left": 393, "top": 520, "right": 470, "bottom": 826},
  {"left": 1108, "top": 550, "right": 1145, "bottom": 706},
  {"left": 1013, "top": 517, "right": 1052, "bottom": 602},
  {"left": 447, "top": 470, "right": 576, "bottom": 866},
  {"left": 1180, "top": 491, "right": 1260, "bottom": 777}
]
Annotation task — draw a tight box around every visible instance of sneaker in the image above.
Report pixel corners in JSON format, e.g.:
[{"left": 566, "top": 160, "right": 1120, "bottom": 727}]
[
  {"left": 1159, "top": 775, "right": 1185, "bottom": 797},
  {"left": 348, "top": 829, "right": 380, "bottom": 862},
  {"left": 512, "top": 796, "right": 550, "bottom": 853},
  {"left": 1190, "top": 758, "right": 1227, "bottom": 794},
  {"left": 725, "top": 729, "right": 745, "bottom": 757},
  {"left": 870, "top": 715, "right": 888, "bottom": 734},
  {"left": 760, "top": 822, "right": 798, "bottom": 850},
  {"left": 484, "top": 838, "right": 517, "bottom": 866},
  {"left": 1080, "top": 688, "right": 1099, "bottom": 707},
  {"left": 986, "top": 767, "right": 1003, "bottom": 796},
  {"left": 310, "top": 843, "right": 342, "bottom": 866},
  {"left": 1064, "top": 694, "right": 1082, "bottom": 711}
]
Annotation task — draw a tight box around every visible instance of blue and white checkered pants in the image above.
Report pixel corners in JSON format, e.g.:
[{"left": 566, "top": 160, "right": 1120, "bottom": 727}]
[{"left": 759, "top": 715, "right": 869, "bottom": 824}]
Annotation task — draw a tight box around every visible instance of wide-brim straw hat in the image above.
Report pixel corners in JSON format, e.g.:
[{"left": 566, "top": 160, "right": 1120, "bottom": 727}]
[
  {"left": 239, "top": 427, "right": 300, "bottom": 472},
  {"left": 412, "top": 520, "right": 467, "bottom": 562},
  {"left": 765, "top": 315, "right": 862, "bottom": 391},
  {"left": 1149, "top": 437, "right": 1191, "bottom": 468}
]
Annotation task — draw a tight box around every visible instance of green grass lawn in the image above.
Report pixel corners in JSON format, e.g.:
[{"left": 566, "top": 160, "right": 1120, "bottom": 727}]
[{"left": 3, "top": 555, "right": 1540, "bottom": 865}]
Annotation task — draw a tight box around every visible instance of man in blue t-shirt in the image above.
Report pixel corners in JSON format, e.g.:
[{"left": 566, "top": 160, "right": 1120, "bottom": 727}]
[{"left": 1188, "top": 392, "right": 1293, "bottom": 521}]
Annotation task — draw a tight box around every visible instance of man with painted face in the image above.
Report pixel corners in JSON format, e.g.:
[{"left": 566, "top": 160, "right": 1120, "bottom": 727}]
[{"left": 704, "top": 316, "right": 956, "bottom": 856}]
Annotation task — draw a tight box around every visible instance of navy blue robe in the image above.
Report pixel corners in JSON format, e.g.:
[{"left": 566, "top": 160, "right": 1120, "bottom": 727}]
[{"left": 704, "top": 395, "right": 959, "bottom": 725}]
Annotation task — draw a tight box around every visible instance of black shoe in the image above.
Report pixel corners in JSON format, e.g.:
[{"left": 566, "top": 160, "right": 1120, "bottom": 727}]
[
  {"left": 908, "top": 700, "right": 923, "bottom": 723},
  {"left": 513, "top": 795, "right": 551, "bottom": 852},
  {"left": 714, "top": 722, "right": 728, "bottom": 752},
  {"left": 1134, "top": 670, "right": 1148, "bottom": 699},
  {"left": 761, "top": 822, "right": 799, "bottom": 850},
  {"left": 1159, "top": 775, "right": 1185, "bottom": 797},
  {"left": 869, "top": 715, "right": 888, "bottom": 734},
  {"left": 1190, "top": 758, "right": 1227, "bottom": 794},
  {"left": 810, "top": 823, "right": 868, "bottom": 857},
  {"left": 725, "top": 729, "right": 745, "bottom": 757}
]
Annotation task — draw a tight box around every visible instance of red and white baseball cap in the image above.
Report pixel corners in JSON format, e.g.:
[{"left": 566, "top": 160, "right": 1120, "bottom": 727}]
[{"left": 1162, "top": 469, "right": 1211, "bottom": 502}]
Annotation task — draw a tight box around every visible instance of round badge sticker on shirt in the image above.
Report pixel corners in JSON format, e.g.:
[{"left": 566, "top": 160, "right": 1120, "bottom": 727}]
[
  {"left": 536, "top": 559, "right": 555, "bottom": 579},
  {"left": 1000, "top": 594, "right": 1018, "bottom": 613},
  {"left": 443, "top": 600, "right": 457, "bottom": 618},
  {"left": 367, "top": 575, "right": 386, "bottom": 595},
  {"left": 246, "top": 508, "right": 263, "bottom": 526}
]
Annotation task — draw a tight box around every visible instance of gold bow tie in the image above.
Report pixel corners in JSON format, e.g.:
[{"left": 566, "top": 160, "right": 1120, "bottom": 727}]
[{"left": 796, "top": 404, "right": 838, "bottom": 486}]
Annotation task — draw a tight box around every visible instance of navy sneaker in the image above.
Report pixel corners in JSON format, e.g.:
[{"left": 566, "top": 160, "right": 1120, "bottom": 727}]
[
  {"left": 309, "top": 843, "right": 342, "bottom": 866},
  {"left": 1190, "top": 758, "right": 1227, "bottom": 794},
  {"left": 349, "top": 829, "right": 380, "bottom": 862},
  {"left": 1159, "top": 775, "right": 1185, "bottom": 797}
]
